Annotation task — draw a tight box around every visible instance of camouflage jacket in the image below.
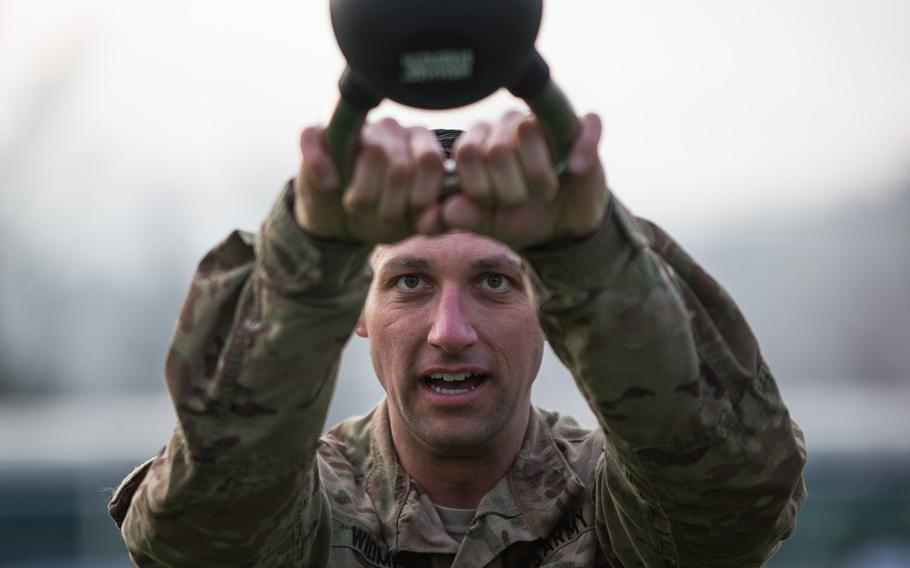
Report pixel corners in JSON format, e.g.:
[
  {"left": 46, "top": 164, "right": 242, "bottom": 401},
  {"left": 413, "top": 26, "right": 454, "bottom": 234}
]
[{"left": 109, "top": 183, "right": 806, "bottom": 567}]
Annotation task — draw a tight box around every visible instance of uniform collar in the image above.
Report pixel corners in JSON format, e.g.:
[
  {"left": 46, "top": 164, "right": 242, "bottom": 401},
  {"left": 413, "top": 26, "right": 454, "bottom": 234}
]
[{"left": 365, "top": 400, "right": 586, "bottom": 555}]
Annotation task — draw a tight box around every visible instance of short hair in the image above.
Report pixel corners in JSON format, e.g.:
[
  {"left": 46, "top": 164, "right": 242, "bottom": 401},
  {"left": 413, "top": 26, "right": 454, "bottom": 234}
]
[{"left": 432, "top": 129, "right": 463, "bottom": 159}]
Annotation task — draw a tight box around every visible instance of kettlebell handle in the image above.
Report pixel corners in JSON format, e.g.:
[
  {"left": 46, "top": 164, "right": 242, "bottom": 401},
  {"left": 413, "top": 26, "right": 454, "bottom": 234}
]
[{"left": 323, "top": 51, "right": 580, "bottom": 196}]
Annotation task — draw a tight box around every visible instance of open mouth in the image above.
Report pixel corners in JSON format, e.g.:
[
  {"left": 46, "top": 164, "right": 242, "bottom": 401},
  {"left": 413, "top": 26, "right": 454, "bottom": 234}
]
[{"left": 423, "top": 372, "right": 487, "bottom": 395}]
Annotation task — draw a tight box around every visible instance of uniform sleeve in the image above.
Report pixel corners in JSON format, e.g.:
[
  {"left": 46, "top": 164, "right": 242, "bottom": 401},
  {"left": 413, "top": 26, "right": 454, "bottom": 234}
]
[
  {"left": 114, "top": 183, "right": 371, "bottom": 567},
  {"left": 523, "top": 196, "right": 807, "bottom": 567}
]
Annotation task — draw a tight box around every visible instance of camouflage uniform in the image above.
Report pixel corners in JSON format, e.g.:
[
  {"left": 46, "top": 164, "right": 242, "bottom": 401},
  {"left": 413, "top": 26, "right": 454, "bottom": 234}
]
[{"left": 109, "top": 183, "right": 806, "bottom": 567}]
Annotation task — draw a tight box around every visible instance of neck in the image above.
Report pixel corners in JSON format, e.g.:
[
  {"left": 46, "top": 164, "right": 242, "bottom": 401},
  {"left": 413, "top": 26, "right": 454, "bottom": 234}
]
[{"left": 390, "top": 406, "right": 531, "bottom": 509}]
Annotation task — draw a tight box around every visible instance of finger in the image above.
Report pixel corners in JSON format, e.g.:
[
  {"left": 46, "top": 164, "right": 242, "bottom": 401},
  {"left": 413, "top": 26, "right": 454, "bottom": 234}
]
[
  {"left": 408, "top": 126, "right": 445, "bottom": 212},
  {"left": 516, "top": 118, "right": 558, "bottom": 200},
  {"left": 373, "top": 119, "right": 414, "bottom": 225},
  {"left": 300, "top": 126, "right": 340, "bottom": 191},
  {"left": 567, "top": 113, "right": 603, "bottom": 176},
  {"left": 453, "top": 122, "right": 493, "bottom": 205},
  {"left": 343, "top": 126, "right": 385, "bottom": 215},
  {"left": 486, "top": 111, "right": 528, "bottom": 207},
  {"left": 440, "top": 194, "right": 493, "bottom": 236},
  {"left": 414, "top": 203, "right": 444, "bottom": 235}
]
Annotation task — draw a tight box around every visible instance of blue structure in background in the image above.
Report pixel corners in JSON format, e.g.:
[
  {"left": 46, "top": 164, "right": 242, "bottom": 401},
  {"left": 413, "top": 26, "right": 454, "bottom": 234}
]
[{"left": 1, "top": 452, "right": 908, "bottom": 567}]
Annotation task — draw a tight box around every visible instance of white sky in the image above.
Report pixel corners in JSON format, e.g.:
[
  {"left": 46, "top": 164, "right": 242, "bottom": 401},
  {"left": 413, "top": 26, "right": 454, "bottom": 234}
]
[
  {"left": 1, "top": 1, "right": 908, "bottom": 465},
  {"left": 2, "top": 0, "right": 909, "bottom": 284}
]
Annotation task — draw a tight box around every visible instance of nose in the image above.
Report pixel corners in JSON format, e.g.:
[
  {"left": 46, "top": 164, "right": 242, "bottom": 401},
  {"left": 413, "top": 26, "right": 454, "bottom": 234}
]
[{"left": 428, "top": 285, "right": 477, "bottom": 353}]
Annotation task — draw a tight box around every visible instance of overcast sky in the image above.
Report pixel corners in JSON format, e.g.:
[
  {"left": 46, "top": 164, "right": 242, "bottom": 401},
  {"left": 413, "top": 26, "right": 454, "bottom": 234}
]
[
  {"left": 2, "top": 0, "right": 909, "bottom": 468},
  {"left": 2, "top": 0, "right": 909, "bottom": 282}
]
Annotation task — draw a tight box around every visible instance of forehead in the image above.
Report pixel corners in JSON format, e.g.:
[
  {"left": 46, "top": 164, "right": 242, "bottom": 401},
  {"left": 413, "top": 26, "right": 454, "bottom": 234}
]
[{"left": 372, "top": 232, "right": 521, "bottom": 273}]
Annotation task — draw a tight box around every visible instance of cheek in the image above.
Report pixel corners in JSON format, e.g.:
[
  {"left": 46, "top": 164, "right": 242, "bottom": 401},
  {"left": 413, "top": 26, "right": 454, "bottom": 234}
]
[
  {"left": 372, "top": 303, "right": 432, "bottom": 338},
  {"left": 367, "top": 304, "right": 430, "bottom": 379},
  {"left": 484, "top": 305, "right": 544, "bottom": 369},
  {"left": 368, "top": 332, "right": 403, "bottom": 395}
]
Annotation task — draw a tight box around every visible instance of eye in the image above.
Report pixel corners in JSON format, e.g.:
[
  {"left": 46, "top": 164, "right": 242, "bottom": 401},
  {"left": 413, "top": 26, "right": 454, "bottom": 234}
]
[
  {"left": 395, "top": 274, "right": 428, "bottom": 291},
  {"left": 479, "top": 273, "right": 511, "bottom": 293}
]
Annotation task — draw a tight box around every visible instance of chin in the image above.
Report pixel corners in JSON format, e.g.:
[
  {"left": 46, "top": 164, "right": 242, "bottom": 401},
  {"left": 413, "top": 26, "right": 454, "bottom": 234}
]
[{"left": 412, "top": 416, "right": 501, "bottom": 457}]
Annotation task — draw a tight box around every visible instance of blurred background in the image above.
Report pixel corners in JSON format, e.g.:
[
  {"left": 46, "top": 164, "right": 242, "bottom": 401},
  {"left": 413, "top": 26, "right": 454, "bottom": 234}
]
[{"left": 1, "top": 0, "right": 908, "bottom": 566}]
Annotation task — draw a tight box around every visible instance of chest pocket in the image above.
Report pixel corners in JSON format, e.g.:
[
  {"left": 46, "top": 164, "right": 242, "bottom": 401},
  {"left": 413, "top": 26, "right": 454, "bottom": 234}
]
[
  {"left": 493, "top": 501, "right": 598, "bottom": 567},
  {"left": 531, "top": 500, "right": 598, "bottom": 567},
  {"left": 535, "top": 531, "right": 598, "bottom": 567},
  {"left": 330, "top": 517, "right": 407, "bottom": 568}
]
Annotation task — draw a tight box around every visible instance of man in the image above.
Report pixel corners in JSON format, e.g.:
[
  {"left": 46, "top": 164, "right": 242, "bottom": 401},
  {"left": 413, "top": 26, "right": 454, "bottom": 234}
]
[{"left": 109, "top": 111, "right": 806, "bottom": 567}]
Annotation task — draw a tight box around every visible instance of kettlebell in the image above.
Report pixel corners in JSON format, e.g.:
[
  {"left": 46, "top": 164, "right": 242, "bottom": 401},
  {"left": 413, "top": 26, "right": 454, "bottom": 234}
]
[{"left": 324, "top": 0, "right": 579, "bottom": 193}]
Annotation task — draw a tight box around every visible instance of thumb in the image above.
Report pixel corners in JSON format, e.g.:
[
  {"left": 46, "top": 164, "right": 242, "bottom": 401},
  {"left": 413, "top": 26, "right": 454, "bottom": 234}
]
[
  {"left": 566, "top": 113, "right": 602, "bottom": 177},
  {"left": 300, "top": 126, "right": 340, "bottom": 192},
  {"left": 440, "top": 195, "right": 494, "bottom": 235}
]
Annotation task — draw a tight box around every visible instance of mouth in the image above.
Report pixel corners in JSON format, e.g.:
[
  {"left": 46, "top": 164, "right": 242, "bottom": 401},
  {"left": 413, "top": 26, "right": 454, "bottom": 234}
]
[{"left": 422, "top": 371, "right": 488, "bottom": 395}]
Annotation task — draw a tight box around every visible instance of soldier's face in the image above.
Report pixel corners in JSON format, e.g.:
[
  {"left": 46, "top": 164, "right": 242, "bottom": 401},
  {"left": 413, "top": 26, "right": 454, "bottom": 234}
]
[{"left": 356, "top": 232, "right": 544, "bottom": 455}]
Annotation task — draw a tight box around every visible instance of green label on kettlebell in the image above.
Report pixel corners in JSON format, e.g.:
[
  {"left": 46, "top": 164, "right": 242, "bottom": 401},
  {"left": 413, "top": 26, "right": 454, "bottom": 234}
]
[{"left": 400, "top": 50, "right": 474, "bottom": 83}]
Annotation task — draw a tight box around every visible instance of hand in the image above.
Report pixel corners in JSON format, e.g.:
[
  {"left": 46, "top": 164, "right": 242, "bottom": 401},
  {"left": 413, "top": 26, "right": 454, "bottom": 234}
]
[
  {"left": 294, "top": 118, "right": 446, "bottom": 244},
  {"left": 441, "top": 111, "right": 608, "bottom": 250}
]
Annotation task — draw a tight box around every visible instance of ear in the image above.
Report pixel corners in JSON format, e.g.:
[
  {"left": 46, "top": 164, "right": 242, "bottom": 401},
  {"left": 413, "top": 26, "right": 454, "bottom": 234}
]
[{"left": 354, "top": 311, "right": 368, "bottom": 338}]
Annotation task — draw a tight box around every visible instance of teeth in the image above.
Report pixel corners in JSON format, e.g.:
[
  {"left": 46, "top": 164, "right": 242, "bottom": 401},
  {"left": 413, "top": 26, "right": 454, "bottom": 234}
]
[
  {"left": 428, "top": 372, "right": 475, "bottom": 382},
  {"left": 425, "top": 372, "right": 485, "bottom": 394},
  {"left": 430, "top": 385, "right": 475, "bottom": 395}
]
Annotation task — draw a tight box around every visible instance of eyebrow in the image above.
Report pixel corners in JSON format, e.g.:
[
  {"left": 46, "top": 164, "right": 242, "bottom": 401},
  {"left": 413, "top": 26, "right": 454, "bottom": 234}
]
[
  {"left": 470, "top": 254, "right": 524, "bottom": 272},
  {"left": 378, "top": 253, "right": 524, "bottom": 274},
  {"left": 380, "top": 255, "right": 434, "bottom": 272}
]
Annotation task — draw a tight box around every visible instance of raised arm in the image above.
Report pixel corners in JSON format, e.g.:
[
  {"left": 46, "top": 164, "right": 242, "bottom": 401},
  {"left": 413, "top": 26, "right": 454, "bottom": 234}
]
[
  {"left": 112, "top": 187, "right": 371, "bottom": 566},
  {"left": 112, "top": 119, "right": 445, "bottom": 566},
  {"left": 525, "top": 202, "right": 806, "bottom": 566},
  {"left": 444, "top": 111, "right": 806, "bottom": 566}
]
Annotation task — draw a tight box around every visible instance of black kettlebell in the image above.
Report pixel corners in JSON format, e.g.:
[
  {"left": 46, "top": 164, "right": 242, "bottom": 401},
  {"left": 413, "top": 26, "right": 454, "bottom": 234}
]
[{"left": 325, "top": 0, "right": 579, "bottom": 192}]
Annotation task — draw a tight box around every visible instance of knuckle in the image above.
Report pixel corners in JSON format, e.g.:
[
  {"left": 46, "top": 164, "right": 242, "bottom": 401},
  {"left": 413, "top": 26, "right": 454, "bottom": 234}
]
[
  {"left": 301, "top": 161, "right": 326, "bottom": 188},
  {"left": 415, "top": 149, "right": 444, "bottom": 173},
  {"left": 454, "top": 141, "right": 480, "bottom": 163},
  {"left": 386, "top": 163, "right": 414, "bottom": 188},
  {"left": 516, "top": 118, "right": 542, "bottom": 140},
  {"left": 300, "top": 130, "right": 323, "bottom": 157},
  {"left": 532, "top": 172, "right": 558, "bottom": 194},
  {"left": 301, "top": 125, "right": 320, "bottom": 143},
  {"left": 360, "top": 126, "right": 386, "bottom": 151},
  {"left": 466, "top": 120, "right": 492, "bottom": 134},
  {"left": 458, "top": 123, "right": 491, "bottom": 147},
  {"left": 358, "top": 139, "right": 384, "bottom": 160},
  {"left": 501, "top": 110, "right": 525, "bottom": 124},
  {"left": 413, "top": 130, "right": 440, "bottom": 151},
  {"left": 462, "top": 178, "right": 491, "bottom": 200},
  {"left": 487, "top": 141, "right": 516, "bottom": 164},
  {"left": 343, "top": 188, "right": 374, "bottom": 212},
  {"left": 376, "top": 117, "right": 402, "bottom": 131}
]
